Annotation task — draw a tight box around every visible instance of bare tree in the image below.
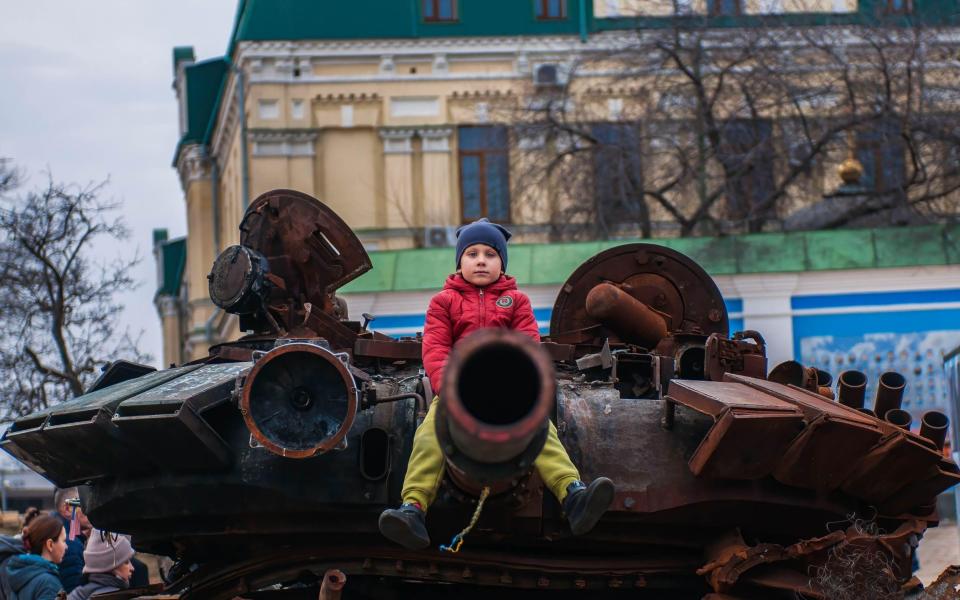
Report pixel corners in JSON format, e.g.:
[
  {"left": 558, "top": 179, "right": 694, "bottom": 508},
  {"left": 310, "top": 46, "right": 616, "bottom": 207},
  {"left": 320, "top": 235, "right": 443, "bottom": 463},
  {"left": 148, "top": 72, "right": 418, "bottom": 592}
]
[
  {"left": 507, "top": 14, "right": 960, "bottom": 239},
  {"left": 0, "top": 164, "right": 149, "bottom": 418}
]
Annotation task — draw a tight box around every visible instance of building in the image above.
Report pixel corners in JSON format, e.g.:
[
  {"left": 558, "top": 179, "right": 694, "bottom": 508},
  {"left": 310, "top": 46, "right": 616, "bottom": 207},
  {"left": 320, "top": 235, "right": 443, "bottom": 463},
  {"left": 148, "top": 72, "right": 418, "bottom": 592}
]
[{"left": 157, "top": 0, "right": 960, "bottom": 422}]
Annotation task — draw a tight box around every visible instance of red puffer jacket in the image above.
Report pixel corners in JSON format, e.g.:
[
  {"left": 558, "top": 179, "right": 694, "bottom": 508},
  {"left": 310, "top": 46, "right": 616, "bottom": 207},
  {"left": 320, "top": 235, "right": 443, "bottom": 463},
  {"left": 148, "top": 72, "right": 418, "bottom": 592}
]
[{"left": 422, "top": 273, "right": 540, "bottom": 392}]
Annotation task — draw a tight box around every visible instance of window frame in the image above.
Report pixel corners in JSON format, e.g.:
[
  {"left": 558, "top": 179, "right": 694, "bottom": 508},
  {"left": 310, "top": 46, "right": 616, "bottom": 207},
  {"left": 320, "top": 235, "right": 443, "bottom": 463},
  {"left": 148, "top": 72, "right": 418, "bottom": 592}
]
[
  {"left": 709, "top": 0, "right": 742, "bottom": 16},
  {"left": 534, "top": 0, "right": 567, "bottom": 20},
  {"left": 423, "top": 0, "right": 458, "bottom": 23},
  {"left": 884, "top": 0, "right": 912, "bottom": 14},
  {"left": 458, "top": 126, "right": 512, "bottom": 224}
]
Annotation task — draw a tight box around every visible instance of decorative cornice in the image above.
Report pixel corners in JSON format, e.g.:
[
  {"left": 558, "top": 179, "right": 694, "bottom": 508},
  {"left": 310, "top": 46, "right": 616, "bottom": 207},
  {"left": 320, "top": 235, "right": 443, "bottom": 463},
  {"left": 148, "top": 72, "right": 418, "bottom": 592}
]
[
  {"left": 175, "top": 144, "right": 212, "bottom": 192},
  {"left": 249, "top": 129, "right": 318, "bottom": 157},
  {"left": 379, "top": 128, "right": 416, "bottom": 154},
  {"left": 314, "top": 92, "right": 381, "bottom": 104},
  {"left": 418, "top": 127, "right": 453, "bottom": 153}
]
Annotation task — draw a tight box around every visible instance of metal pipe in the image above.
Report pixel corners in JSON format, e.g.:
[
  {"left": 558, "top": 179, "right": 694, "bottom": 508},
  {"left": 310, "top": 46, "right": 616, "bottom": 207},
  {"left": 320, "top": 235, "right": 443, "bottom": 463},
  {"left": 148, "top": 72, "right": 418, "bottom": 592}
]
[
  {"left": 873, "top": 371, "right": 906, "bottom": 420},
  {"left": 585, "top": 283, "right": 669, "bottom": 349},
  {"left": 857, "top": 407, "right": 876, "bottom": 418},
  {"left": 837, "top": 370, "right": 867, "bottom": 409},
  {"left": 919, "top": 410, "right": 949, "bottom": 451},
  {"left": 368, "top": 392, "right": 427, "bottom": 420},
  {"left": 438, "top": 329, "right": 555, "bottom": 467},
  {"left": 885, "top": 408, "right": 913, "bottom": 431}
]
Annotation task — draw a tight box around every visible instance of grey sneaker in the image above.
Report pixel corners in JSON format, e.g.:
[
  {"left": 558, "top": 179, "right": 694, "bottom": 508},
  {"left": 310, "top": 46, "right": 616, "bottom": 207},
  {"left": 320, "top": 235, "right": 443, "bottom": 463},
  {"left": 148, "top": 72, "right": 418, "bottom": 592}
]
[{"left": 379, "top": 503, "right": 430, "bottom": 550}]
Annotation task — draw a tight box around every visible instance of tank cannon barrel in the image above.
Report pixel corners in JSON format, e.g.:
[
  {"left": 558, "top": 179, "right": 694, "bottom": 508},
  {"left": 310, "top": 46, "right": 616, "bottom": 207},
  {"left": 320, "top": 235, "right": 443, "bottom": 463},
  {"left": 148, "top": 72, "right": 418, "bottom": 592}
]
[{"left": 436, "top": 329, "right": 555, "bottom": 487}]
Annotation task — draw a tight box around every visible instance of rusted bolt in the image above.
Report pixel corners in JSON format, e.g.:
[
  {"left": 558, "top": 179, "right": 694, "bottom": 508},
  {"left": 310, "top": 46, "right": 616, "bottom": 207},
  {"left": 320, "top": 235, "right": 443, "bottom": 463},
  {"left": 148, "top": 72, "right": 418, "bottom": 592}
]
[
  {"left": 461, "top": 567, "right": 473, "bottom": 579},
  {"left": 574, "top": 579, "right": 587, "bottom": 589},
  {"left": 609, "top": 578, "right": 623, "bottom": 588},
  {"left": 708, "top": 308, "right": 722, "bottom": 322},
  {"left": 635, "top": 252, "right": 649, "bottom": 265},
  {"left": 653, "top": 256, "right": 665, "bottom": 268},
  {"left": 537, "top": 577, "right": 550, "bottom": 588},
  {"left": 623, "top": 496, "right": 635, "bottom": 509}
]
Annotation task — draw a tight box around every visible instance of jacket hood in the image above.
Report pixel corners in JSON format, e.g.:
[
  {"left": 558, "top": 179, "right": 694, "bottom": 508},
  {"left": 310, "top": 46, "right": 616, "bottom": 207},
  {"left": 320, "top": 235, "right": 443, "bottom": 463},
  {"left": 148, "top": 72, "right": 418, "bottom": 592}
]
[
  {"left": 443, "top": 273, "right": 517, "bottom": 294},
  {"left": 0, "top": 535, "right": 24, "bottom": 558},
  {"left": 6, "top": 554, "right": 58, "bottom": 592}
]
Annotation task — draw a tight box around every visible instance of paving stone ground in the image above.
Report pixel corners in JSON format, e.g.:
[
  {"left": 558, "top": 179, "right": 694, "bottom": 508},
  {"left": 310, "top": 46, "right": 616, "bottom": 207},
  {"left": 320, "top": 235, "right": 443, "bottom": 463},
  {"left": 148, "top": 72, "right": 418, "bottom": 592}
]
[{"left": 918, "top": 520, "right": 960, "bottom": 586}]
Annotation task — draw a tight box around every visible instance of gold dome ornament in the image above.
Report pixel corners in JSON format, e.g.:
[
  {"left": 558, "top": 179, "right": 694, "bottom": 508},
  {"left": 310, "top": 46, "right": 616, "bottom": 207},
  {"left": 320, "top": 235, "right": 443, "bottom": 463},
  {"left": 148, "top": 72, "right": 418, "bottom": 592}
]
[
  {"left": 838, "top": 156, "right": 863, "bottom": 185},
  {"left": 838, "top": 129, "right": 864, "bottom": 186}
]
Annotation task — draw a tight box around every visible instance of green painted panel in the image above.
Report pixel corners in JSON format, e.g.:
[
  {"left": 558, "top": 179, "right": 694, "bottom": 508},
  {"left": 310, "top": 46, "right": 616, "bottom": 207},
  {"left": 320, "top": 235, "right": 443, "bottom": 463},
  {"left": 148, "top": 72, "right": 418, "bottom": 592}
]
[
  {"left": 657, "top": 237, "right": 738, "bottom": 275},
  {"left": 735, "top": 233, "right": 807, "bottom": 273},
  {"left": 506, "top": 245, "right": 534, "bottom": 285},
  {"left": 340, "top": 252, "right": 398, "bottom": 294},
  {"left": 874, "top": 226, "right": 947, "bottom": 268},
  {"left": 944, "top": 224, "right": 960, "bottom": 264},
  {"left": 804, "top": 229, "right": 875, "bottom": 270},
  {"left": 529, "top": 242, "right": 605, "bottom": 285},
  {"left": 393, "top": 247, "right": 453, "bottom": 291}
]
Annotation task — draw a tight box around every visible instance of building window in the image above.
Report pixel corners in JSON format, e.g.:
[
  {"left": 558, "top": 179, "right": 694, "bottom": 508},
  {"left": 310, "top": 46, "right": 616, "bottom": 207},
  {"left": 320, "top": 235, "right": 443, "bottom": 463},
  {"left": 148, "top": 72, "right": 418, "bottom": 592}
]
[
  {"left": 424, "top": 0, "right": 457, "bottom": 22},
  {"left": 886, "top": 0, "right": 911, "bottom": 13},
  {"left": 592, "top": 123, "right": 645, "bottom": 225},
  {"left": 291, "top": 99, "right": 305, "bottom": 120},
  {"left": 459, "top": 126, "right": 510, "bottom": 223},
  {"left": 709, "top": 0, "right": 742, "bottom": 16},
  {"left": 535, "top": 0, "right": 566, "bottom": 19},
  {"left": 856, "top": 123, "right": 906, "bottom": 194},
  {"left": 718, "top": 119, "right": 775, "bottom": 221},
  {"left": 257, "top": 99, "right": 279, "bottom": 120}
]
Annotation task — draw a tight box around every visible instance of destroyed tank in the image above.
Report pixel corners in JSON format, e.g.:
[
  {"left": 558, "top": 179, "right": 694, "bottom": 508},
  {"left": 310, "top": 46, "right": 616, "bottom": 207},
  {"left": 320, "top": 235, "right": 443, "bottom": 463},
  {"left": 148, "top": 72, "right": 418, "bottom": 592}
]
[{"left": 3, "top": 189, "right": 958, "bottom": 600}]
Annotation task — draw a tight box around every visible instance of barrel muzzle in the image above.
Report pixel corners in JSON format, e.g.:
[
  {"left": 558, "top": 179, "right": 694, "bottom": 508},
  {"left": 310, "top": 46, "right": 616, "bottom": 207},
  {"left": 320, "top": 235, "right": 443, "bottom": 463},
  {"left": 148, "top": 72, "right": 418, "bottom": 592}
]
[
  {"left": 436, "top": 329, "right": 556, "bottom": 486},
  {"left": 240, "top": 342, "right": 358, "bottom": 458},
  {"left": 873, "top": 371, "right": 906, "bottom": 420},
  {"left": 837, "top": 370, "right": 867, "bottom": 409},
  {"left": 920, "top": 410, "right": 949, "bottom": 451}
]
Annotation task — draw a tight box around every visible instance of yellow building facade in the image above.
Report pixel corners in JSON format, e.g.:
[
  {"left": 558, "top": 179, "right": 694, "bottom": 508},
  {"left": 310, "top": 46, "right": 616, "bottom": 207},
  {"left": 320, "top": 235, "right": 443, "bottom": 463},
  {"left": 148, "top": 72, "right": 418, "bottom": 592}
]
[{"left": 156, "top": 0, "right": 954, "bottom": 364}]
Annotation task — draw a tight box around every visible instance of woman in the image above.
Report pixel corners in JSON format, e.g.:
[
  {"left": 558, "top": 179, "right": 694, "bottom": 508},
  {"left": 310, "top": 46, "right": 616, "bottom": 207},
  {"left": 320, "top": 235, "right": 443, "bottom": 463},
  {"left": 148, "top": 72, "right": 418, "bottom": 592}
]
[
  {"left": 65, "top": 530, "right": 134, "bottom": 600},
  {"left": 4, "top": 510, "right": 66, "bottom": 599}
]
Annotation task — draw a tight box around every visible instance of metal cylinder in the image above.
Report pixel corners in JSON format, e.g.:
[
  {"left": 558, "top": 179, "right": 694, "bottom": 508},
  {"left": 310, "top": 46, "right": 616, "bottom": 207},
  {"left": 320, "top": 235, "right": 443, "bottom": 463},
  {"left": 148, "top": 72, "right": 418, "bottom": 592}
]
[
  {"left": 837, "top": 370, "right": 867, "bottom": 409},
  {"left": 885, "top": 408, "right": 913, "bottom": 431},
  {"left": 857, "top": 407, "right": 877, "bottom": 418},
  {"left": 919, "top": 410, "right": 949, "bottom": 451},
  {"left": 873, "top": 371, "right": 906, "bottom": 420},
  {"left": 816, "top": 369, "right": 833, "bottom": 388},
  {"left": 584, "top": 282, "right": 669, "bottom": 349},
  {"left": 437, "top": 329, "right": 555, "bottom": 484},
  {"left": 768, "top": 361, "right": 818, "bottom": 392},
  {"left": 240, "top": 342, "right": 358, "bottom": 459}
]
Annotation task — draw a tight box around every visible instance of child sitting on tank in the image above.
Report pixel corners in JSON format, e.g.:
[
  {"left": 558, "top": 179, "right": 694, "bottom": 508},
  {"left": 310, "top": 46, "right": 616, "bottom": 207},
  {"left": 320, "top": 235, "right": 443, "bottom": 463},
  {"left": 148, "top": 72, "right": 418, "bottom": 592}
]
[{"left": 378, "top": 218, "right": 615, "bottom": 550}]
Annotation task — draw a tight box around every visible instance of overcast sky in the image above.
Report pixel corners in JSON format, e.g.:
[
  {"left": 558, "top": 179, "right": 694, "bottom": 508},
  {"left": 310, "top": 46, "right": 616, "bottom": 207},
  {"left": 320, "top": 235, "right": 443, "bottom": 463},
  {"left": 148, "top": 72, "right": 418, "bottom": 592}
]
[{"left": 1, "top": 1, "right": 237, "bottom": 366}]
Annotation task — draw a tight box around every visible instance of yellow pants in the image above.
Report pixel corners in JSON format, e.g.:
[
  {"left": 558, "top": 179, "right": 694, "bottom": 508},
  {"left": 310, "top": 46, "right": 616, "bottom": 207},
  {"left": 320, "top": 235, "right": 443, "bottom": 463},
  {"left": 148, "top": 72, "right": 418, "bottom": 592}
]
[{"left": 401, "top": 397, "right": 581, "bottom": 511}]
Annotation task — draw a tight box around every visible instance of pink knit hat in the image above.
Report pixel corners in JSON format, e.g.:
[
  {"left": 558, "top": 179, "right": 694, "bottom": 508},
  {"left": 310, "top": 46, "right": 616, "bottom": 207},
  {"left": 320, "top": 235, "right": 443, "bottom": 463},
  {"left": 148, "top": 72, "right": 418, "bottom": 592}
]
[{"left": 82, "top": 529, "right": 135, "bottom": 574}]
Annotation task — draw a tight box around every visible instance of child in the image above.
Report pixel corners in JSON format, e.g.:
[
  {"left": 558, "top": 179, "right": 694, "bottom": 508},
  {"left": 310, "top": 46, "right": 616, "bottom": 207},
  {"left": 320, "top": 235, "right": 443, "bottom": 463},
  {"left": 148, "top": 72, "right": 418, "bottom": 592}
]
[{"left": 379, "top": 218, "right": 614, "bottom": 550}]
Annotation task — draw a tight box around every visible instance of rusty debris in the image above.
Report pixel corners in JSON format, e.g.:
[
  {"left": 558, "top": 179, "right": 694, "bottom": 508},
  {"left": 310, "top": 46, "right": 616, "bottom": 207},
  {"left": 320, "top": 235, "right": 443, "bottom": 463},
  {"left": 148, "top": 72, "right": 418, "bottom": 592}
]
[{"left": 1, "top": 189, "right": 957, "bottom": 599}]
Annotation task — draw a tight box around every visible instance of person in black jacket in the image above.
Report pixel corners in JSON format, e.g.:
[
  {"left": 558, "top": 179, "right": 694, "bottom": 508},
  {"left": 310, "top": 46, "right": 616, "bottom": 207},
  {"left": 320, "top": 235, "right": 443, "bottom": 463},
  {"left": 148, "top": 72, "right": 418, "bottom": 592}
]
[{"left": 51, "top": 489, "right": 86, "bottom": 594}]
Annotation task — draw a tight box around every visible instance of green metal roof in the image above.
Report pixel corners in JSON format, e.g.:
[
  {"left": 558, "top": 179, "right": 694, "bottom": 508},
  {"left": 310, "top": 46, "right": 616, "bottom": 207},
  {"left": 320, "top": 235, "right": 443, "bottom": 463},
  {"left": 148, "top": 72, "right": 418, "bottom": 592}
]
[
  {"left": 227, "top": 0, "right": 589, "bottom": 54},
  {"left": 156, "top": 238, "right": 187, "bottom": 298},
  {"left": 172, "top": 57, "right": 229, "bottom": 165},
  {"left": 340, "top": 224, "right": 960, "bottom": 294},
  {"left": 172, "top": 46, "right": 196, "bottom": 76},
  {"left": 222, "top": 0, "right": 953, "bottom": 58}
]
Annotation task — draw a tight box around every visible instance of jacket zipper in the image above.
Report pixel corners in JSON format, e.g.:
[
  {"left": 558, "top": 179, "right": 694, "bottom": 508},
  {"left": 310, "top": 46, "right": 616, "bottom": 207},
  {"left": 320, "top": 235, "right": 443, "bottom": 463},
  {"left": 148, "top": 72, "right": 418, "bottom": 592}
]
[{"left": 478, "top": 288, "right": 485, "bottom": 326}]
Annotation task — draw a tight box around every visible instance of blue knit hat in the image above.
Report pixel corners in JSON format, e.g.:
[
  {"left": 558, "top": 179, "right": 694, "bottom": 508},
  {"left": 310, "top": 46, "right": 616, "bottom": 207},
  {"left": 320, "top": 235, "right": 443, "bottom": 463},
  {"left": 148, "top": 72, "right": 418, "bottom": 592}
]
[{"left": 455, "top": 218, "right": 511, "bottom": 272}]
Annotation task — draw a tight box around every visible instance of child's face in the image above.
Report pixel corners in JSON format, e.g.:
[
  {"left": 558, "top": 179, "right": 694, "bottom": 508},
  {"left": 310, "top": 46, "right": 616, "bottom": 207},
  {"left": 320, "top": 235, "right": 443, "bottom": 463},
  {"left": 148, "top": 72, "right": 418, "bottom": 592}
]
[{"left": 459, "top": 243, "right": 503, "bottom": 286}]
